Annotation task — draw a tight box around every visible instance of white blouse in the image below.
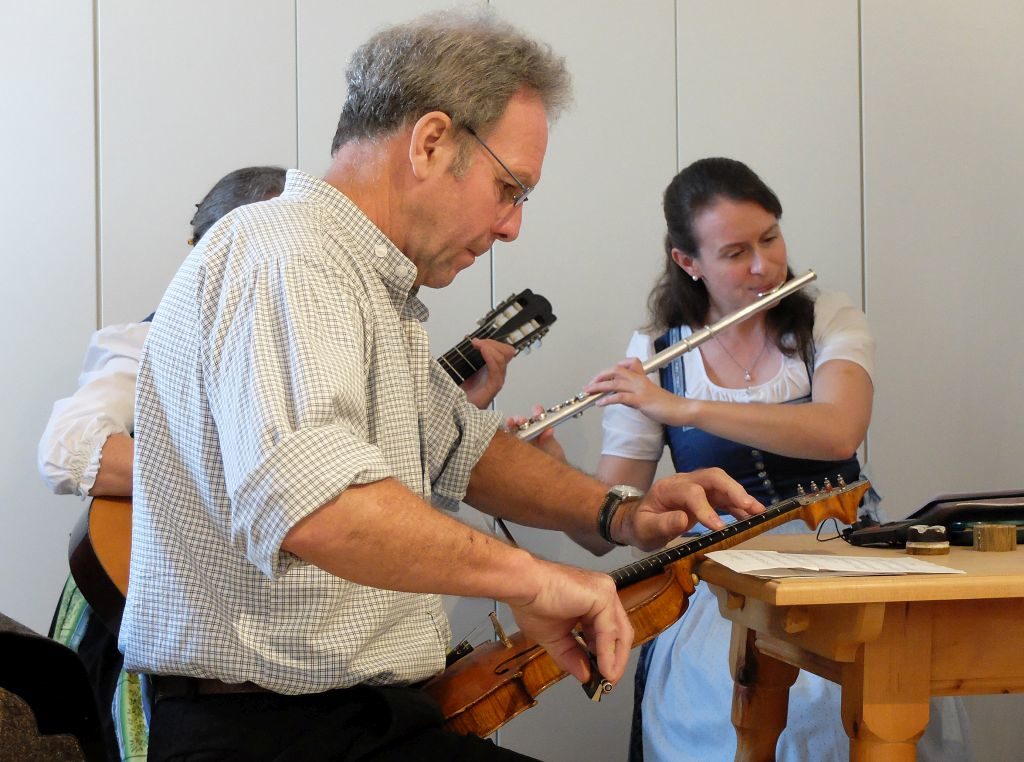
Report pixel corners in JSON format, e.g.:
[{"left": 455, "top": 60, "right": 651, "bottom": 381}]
[
  {"left": 600, "top": 290, "right": 874, "bottom": 462},
  {"left": 37, "top": 322, "right": 149, "bottom": 497}
]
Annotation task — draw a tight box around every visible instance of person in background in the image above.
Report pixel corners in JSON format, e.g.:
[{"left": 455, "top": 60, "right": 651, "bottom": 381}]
[
  {"left": 122, "top": 11, "right": 761, "bottom": 761},
  {"left": 583, "top": 157, "right": 968, "bottom": 761},
  {"left": 39, "top": 164, "right": 517, "bottom": 761}
]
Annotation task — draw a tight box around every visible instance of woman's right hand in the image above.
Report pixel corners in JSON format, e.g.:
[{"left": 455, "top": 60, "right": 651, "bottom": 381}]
[{"left": 505, "top": 404, "right": 567, "bottom": 462}]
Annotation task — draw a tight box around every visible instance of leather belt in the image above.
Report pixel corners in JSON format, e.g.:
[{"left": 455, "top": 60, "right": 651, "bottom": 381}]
[{"left": 151, "top": 675, "right": 273, "bottom": 701}]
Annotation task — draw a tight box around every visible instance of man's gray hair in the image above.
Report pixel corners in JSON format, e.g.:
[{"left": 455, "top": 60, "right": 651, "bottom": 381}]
[{"left": 331, "top": 8, "right": 571, "bottom": 161}]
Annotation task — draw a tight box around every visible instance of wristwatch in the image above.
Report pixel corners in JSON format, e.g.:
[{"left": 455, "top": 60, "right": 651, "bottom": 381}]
[{"left": 597, "top": 485, "right": 645, "bottom": 546}]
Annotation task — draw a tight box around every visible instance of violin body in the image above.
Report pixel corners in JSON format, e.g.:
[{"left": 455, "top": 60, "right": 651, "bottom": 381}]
[
  {"left": 426, "top": 565, "right": 696, "bottom": 737},
  {"left": 422, "top": 478, "right": 869, "bottom": 738}
]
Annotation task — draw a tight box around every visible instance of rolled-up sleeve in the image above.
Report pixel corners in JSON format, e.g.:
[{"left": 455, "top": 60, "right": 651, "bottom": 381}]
[
  {"left": 202, "top": 246, "right": 396, "bottom": 575},
  {"left": 37, "top": 323, "right": 148, "bottom": 497},
  {"left": 423, "top": 358, "right": 502, "bottom": 511},
  {"left": 812, "top": 291, "right": 876, "bottom": 382}
]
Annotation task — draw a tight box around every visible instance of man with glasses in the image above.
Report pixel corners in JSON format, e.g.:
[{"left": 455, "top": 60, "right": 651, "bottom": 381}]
[{"left": 124, "top": 9, "right": 761, "bottom": 760}]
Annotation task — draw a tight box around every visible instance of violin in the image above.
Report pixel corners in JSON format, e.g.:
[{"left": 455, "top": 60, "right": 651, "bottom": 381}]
[{"left": 422, "top": 477, "right": 869, "bottom": 737}]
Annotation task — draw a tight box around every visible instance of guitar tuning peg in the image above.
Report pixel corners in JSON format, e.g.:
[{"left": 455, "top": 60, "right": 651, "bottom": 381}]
[
  {"left": 522, "top": 345, "right": 531, "bottom": 355},
  {"left": 810, "top": 481, "right": 819, "bottom": 493},
  {"left": 823, "top": 478, "right": 833, "bottom": 491},
  {"left": 837, "top": 474, "right": 847, "bottom": 488},
  {"left": 796, "top": 484, "right": 806, "bottom": 495}
]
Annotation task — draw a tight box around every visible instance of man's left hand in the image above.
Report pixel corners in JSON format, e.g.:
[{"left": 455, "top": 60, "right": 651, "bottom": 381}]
[{"left": 612, "top": 467, "right": 763, "bottom": 551}]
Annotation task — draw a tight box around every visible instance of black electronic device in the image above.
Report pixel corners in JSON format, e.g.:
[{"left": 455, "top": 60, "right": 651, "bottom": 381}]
[{"left": 844, "top": 488, "right": 1024, "bottom": 547}]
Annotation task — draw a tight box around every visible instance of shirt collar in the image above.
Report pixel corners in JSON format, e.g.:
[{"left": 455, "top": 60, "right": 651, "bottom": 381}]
[{"left": 282, "top": 169, "right": 429, "bottom": 322}]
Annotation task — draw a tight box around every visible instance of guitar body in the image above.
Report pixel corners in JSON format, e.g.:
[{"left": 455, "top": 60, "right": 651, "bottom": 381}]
[{"left": 68, "top": 496, "right": 132, "bottom": 631}]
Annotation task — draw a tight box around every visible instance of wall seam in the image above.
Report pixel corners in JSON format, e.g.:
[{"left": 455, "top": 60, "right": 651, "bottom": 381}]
[
  {"left": 92, "top": 0, "right": 102, "bottom": 328},
  {"left": 294, "top": 0, "right": 300, "bottom": 167},
  {"left": 674, "top": 0, "right": 680, "bottom": 171},
  {"left": 857, "top": 0, "right": 869, "bottom": 466}
]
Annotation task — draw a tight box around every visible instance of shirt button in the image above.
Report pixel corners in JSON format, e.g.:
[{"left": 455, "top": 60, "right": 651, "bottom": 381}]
[
  {"left": 395, "top": 265, "right": 409, "bottom": 278},
  {"left": 374, "top": 244, "right": 388, "bottom": 258},
  {"left": 751, "top": 449, "right": 762, "bottom": 457}
]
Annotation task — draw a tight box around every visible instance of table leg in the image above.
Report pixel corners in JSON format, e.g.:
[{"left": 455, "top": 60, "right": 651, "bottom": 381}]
[
  {"left": 729, "top": 625, "right": 799, "bottom": 762},
  {"left": 840, "top": 603, "right": 931, "bottom": 761}
]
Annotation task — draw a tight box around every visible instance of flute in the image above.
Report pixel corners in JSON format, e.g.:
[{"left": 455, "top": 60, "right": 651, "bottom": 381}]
[{"left": 514, "top": 269, "right": 817, "bottom": 441}]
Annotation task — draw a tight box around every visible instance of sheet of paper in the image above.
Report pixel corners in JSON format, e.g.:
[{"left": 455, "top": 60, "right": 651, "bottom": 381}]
[{"left": 705, "top": 550, "right": 965, "bottom": 578}]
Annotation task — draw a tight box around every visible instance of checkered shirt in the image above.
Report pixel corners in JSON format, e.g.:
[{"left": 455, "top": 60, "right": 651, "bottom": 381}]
[{"left": 121, "top": 170, "right": 501, "bottom": 693}]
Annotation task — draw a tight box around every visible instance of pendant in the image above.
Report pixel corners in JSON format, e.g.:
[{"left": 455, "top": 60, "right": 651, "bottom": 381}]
[{"left": 743, "top": 371, "right": 752, "bottom": 382}]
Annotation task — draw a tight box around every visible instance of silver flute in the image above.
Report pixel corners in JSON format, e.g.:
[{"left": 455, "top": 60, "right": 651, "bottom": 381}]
[{"left": 514, "top": 269, "right": 817, "bottom": 441}]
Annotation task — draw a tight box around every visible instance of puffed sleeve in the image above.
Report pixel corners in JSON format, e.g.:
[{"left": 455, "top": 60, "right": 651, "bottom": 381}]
[
  {"left": 37, "top": 322, "right": 149, "bottom": 497},
  {"left": 599, "top": 331, "right": 666, "bottom": 461},
  {"left": 812, "top": 291, "right": 876, "bottom": 382}
]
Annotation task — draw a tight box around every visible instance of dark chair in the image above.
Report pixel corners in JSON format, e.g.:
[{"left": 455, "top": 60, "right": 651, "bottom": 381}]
[{"left": 0, "top": 611, "right": 106, "bottom": 761}]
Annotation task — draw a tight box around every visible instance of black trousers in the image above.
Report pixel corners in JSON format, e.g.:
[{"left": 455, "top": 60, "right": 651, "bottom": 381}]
[
  {"left": 49, "top": 604, "right": 123, "bottom": 762},
  {"left": 148, "top": 683, "right": 540, "bottom": 761}
]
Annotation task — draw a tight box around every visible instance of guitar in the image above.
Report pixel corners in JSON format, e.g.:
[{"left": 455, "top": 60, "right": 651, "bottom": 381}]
[
  {"left": 437, "top": 289, "right": 556, "bottom": 384},
  {"left": 67, "top": 289, "right": 557, "bottom": 631},
  {"left": 68, "top": 495, "right": 131, "bottom": 631},
  {"left": 423, "top": 477, "right": 870, "bottom": 738}
]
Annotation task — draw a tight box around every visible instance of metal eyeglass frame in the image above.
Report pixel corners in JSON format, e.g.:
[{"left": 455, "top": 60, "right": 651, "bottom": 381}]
[{"left": 465, "top": 125, "right": 533, "bottom": 208}]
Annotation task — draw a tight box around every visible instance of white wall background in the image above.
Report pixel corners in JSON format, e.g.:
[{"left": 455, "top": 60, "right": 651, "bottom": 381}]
[{"left": 2, "top": 1, "right": 1021, "bottom": 759}]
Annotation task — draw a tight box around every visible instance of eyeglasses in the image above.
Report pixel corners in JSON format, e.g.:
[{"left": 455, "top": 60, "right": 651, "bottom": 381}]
[{"left": 465, "top": 126, "right": 533, "bottom": 208}]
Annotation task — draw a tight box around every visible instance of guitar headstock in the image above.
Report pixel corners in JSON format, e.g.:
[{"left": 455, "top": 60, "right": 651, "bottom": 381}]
[
  {"left": 472, "top": 289, "right": 556, "bottom": 353},
  {"left": 793, "top": 477, "right": 870, "bottom": 529}
]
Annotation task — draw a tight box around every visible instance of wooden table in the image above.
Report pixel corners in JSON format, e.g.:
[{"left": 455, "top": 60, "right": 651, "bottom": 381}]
[{"left": 698, "top": 534, "right": 1024, "bottom": 761}]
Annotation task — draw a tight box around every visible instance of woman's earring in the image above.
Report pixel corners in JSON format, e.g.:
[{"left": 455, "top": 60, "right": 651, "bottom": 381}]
[{"left": 691, "top": 275, "right": 699, "bottom": 282}]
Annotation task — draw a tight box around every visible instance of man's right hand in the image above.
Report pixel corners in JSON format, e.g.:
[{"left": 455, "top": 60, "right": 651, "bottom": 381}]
[{"left": 505, "top": 558, "right": 632, "bottom": 686}]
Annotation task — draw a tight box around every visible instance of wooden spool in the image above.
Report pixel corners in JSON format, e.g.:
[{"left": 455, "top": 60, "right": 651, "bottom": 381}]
[{"left": 972, "top": 523, "right": 1018, "bottom": 552}]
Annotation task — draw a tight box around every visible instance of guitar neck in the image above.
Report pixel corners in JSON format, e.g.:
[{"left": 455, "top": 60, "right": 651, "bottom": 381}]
[{"left": 438, "top": 338, "right": 484, "bottom": 384}]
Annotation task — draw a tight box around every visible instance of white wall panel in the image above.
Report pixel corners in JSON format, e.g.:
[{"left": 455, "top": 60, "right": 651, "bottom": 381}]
[
  {"left": 0, "top": 3, "right": 97, "bottom": 633},
  {"left": 862, "top": 0, "right": 1024, "bottom": 515},
  {"left": 97, "top": 0, "right": 297, "bottom": 325},
  {"left": 677, "top": 0, "right": 863, "bottom": 297},
  {"left": 861, "top": 3, "right": 1024, "bottom": 757}
]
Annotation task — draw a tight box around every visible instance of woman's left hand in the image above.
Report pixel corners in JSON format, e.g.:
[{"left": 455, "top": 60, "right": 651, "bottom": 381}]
[
  {"left": 584, "top": 358, "right": 689, "bottom": 426},
  {"left": 505, "top": 405, "right": 567, "bottom": 462}
]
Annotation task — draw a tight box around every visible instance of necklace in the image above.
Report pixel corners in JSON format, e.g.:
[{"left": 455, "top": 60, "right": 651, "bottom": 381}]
[{"left": 714, "top": 332, "right": 770, "bottom": 384}]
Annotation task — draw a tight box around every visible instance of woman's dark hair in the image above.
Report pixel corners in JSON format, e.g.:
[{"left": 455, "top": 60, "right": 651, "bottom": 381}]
[
  {"left": 647, "top": 157, "right": 814, "bottom": 363},
  {"left": 189, "top": 166, "right": 287, "bottom": 244}
]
